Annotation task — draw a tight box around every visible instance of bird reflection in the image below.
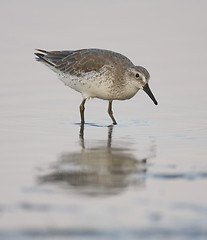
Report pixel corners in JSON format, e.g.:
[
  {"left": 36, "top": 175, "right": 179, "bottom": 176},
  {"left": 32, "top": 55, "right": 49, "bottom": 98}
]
[{"left": 39, "top": 124, "right": 155, "bottom": 196}]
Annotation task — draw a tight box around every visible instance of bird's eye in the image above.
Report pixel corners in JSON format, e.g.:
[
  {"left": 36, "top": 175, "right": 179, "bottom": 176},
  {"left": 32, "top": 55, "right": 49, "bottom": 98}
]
[{"left": 136, "top": 73, "right": 139, "bottom": 78}]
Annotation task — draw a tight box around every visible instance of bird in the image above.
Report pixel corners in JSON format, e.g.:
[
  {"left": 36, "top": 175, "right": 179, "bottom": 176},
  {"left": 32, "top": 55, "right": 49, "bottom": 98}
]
[{"left": 35, "top": 48, "right": 158, "bottom": 125}]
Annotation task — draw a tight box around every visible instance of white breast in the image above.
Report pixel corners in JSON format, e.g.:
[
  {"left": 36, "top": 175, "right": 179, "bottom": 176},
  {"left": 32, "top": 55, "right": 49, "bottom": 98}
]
[{"left": 57, "top": 66, "right": 139, "bottom": 101}]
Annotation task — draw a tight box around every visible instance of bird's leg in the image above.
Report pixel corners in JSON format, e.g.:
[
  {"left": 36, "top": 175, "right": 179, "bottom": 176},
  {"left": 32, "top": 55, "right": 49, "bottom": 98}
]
[
  {"left": 80, "top": 99, "right": 86, "bottom": 124},
  {"left": 108, "top": 100, "right": 117, "bottom": 125}
]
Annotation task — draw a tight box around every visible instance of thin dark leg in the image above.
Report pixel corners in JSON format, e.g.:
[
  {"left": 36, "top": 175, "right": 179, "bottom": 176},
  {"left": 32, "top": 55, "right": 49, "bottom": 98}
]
[
  {"left": 108, "top": 100, "right": 117, "bottom": 125},
  {"left": 80, "top": 99, "right": 86, "bottom": 124}
]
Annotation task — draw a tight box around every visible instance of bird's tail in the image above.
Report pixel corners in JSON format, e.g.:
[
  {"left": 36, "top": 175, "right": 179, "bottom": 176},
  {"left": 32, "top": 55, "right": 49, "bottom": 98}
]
[{"left": 34, "top": 49, "right": 56, "bottom": 68}]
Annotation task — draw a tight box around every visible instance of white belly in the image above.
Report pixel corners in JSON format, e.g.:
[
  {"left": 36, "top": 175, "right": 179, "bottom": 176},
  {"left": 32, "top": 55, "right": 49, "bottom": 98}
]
[{"left": 57, "top": 69, "right": 138, "bottom": 100}]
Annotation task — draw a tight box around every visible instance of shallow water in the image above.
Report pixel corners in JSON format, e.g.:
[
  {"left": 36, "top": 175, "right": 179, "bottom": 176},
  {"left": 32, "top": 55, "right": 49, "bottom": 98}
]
[{"left": 1, "top": 1, "right": 207, "bottom": 239}]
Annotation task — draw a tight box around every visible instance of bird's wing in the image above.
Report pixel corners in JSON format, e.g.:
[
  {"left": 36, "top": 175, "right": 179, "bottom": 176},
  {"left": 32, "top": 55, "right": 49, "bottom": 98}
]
[
  {"left": 54, "top": 49, "right": 109, "bottom": 75},
  {"left": 35, "top": 49, "right": 133, "bottom": 76}
]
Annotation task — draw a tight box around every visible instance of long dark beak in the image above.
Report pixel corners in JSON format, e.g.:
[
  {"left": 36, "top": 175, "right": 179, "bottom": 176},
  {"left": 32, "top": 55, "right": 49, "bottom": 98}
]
[{"left": 143, "top": 83, "right": 158, "bottom": 105}]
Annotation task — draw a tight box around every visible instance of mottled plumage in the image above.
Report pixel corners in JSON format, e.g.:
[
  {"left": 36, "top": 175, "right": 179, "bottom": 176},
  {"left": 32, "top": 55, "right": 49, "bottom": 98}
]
[{"left": 35, "top": 48, "right": 158, "bottom": 124}]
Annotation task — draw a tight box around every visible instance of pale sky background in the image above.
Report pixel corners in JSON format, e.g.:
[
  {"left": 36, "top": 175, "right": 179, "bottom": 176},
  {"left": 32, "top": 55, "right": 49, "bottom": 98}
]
[{"left": 1, "top": 0, "right": 207, "bottom": 105}]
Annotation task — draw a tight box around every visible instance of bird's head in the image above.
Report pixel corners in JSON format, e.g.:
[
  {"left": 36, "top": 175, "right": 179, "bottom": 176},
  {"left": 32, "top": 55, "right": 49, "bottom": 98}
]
[{"left": 125, "top": 66, "right": 158, "bottom": 105}]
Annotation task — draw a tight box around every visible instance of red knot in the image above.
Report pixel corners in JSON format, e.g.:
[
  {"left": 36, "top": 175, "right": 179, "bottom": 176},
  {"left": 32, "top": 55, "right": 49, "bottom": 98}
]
[{"left": 35, "top": 48, "right": 158, "bottom": 125}]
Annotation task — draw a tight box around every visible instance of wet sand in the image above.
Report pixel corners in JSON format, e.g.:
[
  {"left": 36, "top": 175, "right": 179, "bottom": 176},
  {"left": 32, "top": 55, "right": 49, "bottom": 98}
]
[{"left": 0, "top": 1, "right": 207, "bottom": 239}]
